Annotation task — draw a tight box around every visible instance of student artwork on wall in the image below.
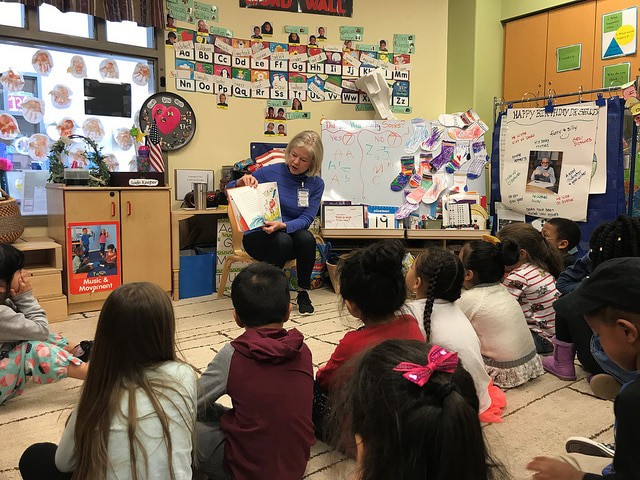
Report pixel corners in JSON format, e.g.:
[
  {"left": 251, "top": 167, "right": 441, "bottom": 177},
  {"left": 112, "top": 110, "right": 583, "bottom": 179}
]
[
  {"left": 67, "top": 222, "right": 120, "bottom": 296},
  {"left": 500, "top": 103, "right": 602, "bottom": 221},
  {"left": 164, "top": 1, "right": 414, "bottom": 112},
  {"left": 602, "top": 6, "right": 637, "bottom": 60}
]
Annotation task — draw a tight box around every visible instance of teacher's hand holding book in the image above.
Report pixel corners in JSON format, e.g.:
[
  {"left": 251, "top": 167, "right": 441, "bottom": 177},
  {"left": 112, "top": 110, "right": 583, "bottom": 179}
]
[
  {"left": 262, "top": 220, "right": 286, "bottom": 234},
  {"left": 237, "top": 174, "right": 259, "bottom": 188}
]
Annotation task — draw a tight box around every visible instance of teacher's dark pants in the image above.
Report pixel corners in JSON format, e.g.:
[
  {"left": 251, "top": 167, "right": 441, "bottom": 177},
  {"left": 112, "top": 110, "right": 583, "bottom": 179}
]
[{"left": 243, "top": 229, "right": 316, "bottom": 289}]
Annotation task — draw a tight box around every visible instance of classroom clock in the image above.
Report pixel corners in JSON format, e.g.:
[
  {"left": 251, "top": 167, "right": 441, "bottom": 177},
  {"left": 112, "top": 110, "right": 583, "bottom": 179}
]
[{"left": 138, "top": 92, "right": 196, "bottom": 151}]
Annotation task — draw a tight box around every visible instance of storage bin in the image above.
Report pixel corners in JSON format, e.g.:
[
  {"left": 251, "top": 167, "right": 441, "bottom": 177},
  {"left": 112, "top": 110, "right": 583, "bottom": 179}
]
[{"left": 179, "top": 249, "right": 215, "bottom": 299}]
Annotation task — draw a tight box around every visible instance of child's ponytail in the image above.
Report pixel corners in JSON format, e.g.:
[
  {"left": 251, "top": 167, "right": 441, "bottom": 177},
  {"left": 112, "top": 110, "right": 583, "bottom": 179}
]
[
  {"left": 413, "top": 248, "right": 464, "bottom": 340},
  {"left": 461, "top": 239, "right": 520, "bottom": 285},
  {"left": 589, "top": 215, "right": 640, "bottom": 267},
  {"left": 497, "top": 223, "right": 563, "bottom": 277}
]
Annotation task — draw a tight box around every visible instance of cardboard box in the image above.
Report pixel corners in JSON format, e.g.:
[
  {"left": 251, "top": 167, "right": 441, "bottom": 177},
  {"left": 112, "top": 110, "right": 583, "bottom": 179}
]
[{"left": 109, "top": 172, "right": 165, "bottom": 187}]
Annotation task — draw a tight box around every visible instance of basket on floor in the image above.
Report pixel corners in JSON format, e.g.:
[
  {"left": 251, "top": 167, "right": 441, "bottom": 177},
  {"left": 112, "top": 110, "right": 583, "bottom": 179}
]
[{"left": 0, "top": 188, "right": 24, "bottom": 244}]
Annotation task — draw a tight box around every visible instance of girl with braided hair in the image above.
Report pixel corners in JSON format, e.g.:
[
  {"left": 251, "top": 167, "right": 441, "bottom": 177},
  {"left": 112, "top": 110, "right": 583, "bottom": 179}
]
[
  {"left": 403, "top": 247, "right": 506, "bottom": 423},
  {"left": 337, "top": 339, "right": 509, "bottom": 480},
  {"left": 496, "top": 223, "right": 562, "bottom": 354},
  {"left": 313, "top": 240, "right": 423, "bottom": 438},
  {"left": 545, "top": 215, "right": 640, "bottom": 399}
]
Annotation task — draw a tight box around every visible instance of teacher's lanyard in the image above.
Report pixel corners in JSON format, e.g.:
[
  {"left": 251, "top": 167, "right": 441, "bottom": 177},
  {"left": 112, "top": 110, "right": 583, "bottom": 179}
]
[{"left": 297, "top": 181, "right": 309, "bottom": 207}]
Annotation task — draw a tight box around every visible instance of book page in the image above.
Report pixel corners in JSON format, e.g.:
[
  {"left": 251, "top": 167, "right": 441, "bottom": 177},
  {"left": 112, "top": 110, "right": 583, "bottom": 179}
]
[
  {"left": 256, "top": 182, "right": 283, "bottom": 223},
  {"left": 227, "top": 186, "right": 265, "bottom": 230}
]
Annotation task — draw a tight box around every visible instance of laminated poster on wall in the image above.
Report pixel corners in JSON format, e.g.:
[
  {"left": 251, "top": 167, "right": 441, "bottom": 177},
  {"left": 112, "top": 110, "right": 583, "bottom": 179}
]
[
  {"left": 67, "top": 222, "right": 120, "bottom": 296},
  {"left": 500, "top": 103, "right": 601, "bottom": 221},
  {"left": 602, "top": 6, "right": 637, "bottom": 60}
]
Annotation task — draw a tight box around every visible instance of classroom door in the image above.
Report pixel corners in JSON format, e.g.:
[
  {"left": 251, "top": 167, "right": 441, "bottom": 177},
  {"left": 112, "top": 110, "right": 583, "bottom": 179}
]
[{"left": 503, "top": 13, "right": 549, "bottom": 102}]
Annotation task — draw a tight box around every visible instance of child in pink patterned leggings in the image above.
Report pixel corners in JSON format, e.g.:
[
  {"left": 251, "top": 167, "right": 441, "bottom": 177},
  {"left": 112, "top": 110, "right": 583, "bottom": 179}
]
[{"left": 0, "top": 244, "right": 89, "bottom": 404}]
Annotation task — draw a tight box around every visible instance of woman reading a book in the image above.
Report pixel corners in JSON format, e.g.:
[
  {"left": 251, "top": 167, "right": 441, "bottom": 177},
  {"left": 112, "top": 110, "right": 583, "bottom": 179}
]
[{"left": 229, "top": 130, "right": 325, "bottom": 315}]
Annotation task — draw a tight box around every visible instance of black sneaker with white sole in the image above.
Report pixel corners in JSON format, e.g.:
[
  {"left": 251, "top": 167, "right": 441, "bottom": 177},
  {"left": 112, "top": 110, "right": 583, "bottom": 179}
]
[
  {"left": 565, "top": 437, "right": 615, "bottom": 458},
  {"left": 297, "top": 290, "right": 314, "bottom": 315}
]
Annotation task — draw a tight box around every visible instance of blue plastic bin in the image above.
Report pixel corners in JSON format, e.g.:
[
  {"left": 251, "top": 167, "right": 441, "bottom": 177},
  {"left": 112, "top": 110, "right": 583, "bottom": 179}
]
[{"left": 179, "top": 249, "right": 215, "bottom": 299}]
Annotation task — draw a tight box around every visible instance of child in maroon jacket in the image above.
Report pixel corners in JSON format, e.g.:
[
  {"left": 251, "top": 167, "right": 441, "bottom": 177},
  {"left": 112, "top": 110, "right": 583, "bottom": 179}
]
[{"left": 195, "top": 263, "right": 314, "bottom": 480}]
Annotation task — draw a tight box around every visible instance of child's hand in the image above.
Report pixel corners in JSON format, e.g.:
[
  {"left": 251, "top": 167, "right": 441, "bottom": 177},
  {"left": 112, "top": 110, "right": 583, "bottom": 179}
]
[
  {"left": 10, "top": 270, "right": 32, "bottom": 297},
  {"left": 527, "top": 457, "right": 585, "bottom": 480}
]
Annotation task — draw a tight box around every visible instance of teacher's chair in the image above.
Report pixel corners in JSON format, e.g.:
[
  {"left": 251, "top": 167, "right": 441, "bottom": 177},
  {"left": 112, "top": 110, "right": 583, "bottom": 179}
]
[{"left": 217, "top": 202, "right": 297, "bottom": 298}]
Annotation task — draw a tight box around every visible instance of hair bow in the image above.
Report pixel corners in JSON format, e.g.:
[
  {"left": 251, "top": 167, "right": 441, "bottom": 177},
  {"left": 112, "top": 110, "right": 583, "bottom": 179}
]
[{"left": 393, "top": 345, "right": 459, "bottom": 387}]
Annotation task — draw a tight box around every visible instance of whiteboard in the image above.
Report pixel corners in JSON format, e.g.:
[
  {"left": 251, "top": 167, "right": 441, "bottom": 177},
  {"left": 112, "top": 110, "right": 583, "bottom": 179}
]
[
  {"left": 320, "top": 119, "right": 487, "bottom": 208},
  {"left": 321, "top": 119, "right": 413, "bottom": 205}
]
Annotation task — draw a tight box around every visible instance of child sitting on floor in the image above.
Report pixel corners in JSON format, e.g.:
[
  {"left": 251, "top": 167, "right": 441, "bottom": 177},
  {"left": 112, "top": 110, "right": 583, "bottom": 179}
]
[
  {"left": 542, "top": 217, "right": 581, "bottom": 269},
  {"left": 403, "top": 247, "right": 506, "bottom": 422},
  {"left": 0, "top": 244, "right": 89, "bottom": 405},
  {"left": 528, "top": 257, "right": 640, "bottom": 480},
  {"left": 457, "top": 237, "right": 544, "bottom": 388},
  {"left": 19, "top": 282, "right": 195, "bottom": 480},
  {"left": 195, "top": 263, "right": 315, "bottom": 480},
  {"left": 497, "top": 222, "right": 563, "bottom": 354},
  {"left": 338, "top": 339, "right": 508, "bottom": 480},
  {"left": 314, "top": 240, "right": 423, "bottom": 437}
]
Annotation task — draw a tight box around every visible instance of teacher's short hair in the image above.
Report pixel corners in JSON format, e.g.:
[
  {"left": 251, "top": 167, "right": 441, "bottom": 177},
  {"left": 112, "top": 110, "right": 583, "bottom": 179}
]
[{"left": 285, "top": 130, "right": 324, "bottom": 177}]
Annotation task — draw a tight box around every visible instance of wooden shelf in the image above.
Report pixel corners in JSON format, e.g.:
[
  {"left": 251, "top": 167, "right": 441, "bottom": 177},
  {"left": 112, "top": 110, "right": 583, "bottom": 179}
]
[
  {"left": 405, "top": 229, "right": 490, "bottom": 240},
  {"left": 13, "top": 237, "right": 62, "bottom": 270},
  {"left": 320, "top": 228, "right": 405, "bottom": 239}
]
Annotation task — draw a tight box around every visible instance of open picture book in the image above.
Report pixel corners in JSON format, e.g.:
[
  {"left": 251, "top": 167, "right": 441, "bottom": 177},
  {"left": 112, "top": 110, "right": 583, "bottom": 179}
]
[{"left": 227, "top": 182, "right": 283, "bottom": 231}]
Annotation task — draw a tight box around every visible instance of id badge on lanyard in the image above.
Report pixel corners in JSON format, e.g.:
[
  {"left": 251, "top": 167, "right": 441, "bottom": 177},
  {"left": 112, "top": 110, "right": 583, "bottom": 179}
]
[{"left": 298, "top": 182, "right": 309, "bottom": 208}]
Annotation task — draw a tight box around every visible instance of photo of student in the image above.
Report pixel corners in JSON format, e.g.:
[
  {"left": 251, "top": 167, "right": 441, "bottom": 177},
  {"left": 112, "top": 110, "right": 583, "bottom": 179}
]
[
  {"left": 265, "top": 106, "right": 276, "bottom": 119},
  {"left": 292, "top": 98, "right": 303, "bottom": 111},
  {"left": 264, "top": 122, "right": 276, "bottom": 135},
  {"left": 308, "top": 35, "right": 317, "bottom": 46},
  {"left": 379, "top": 39, "right": 388, "bottom": 52},
  {"left": 251, "top": 26, "right": 262, "bottom": 39},
  {"left": 217, "top": 93, "right": 228, "bottom": 108},
  {"left": 166, "top": 14, "right": 176, "bottom": 29},
  {"left": 277, "top": 123, "right": 286, "bottom": 136},
  {"left": 197, "top": 19, "right": 208, "bottom": 34},
  {"left": 288, "top": 32, "right": 300, "bottom": 44},
  {"left": 275, "top": 108, "right": 286, "bottom": 120},
  {"left": 343, "top": 40, "right": 353, "bottom": 51},
  {"left": 317, "top": 26, "right": 327, "bottom": 40},
  {"left": 165, "top": 31, "right": 177, "bottom": 46},
  {"left": 261, "top": 21, "right": 273, "bottom": 36}
]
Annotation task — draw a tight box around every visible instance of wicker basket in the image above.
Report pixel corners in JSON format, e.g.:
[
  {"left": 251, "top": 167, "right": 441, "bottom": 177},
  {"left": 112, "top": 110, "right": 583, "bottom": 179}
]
[{"left": 0, "top": 188, "right": 24, "bottom": 244}]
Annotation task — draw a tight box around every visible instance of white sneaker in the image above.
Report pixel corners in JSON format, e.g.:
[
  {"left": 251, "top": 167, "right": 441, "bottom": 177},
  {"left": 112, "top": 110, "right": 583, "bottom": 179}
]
[{"left": 565, "top": 437, "right": 615, "bottom": 458}]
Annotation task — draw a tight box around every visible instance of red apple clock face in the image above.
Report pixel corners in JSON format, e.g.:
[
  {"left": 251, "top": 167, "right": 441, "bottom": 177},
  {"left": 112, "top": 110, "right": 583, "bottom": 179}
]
[{"left": 138, "top": 92, "right": 196, "bottom": 151}]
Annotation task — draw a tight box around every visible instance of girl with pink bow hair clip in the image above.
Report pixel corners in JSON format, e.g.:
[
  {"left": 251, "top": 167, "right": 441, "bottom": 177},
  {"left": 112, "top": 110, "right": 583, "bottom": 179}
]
[{"left": 333, "top": 339, "right": 508, "bottom": 480}]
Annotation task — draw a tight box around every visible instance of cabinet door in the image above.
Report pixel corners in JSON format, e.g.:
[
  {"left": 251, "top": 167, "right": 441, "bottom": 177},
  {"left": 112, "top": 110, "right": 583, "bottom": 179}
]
[
  {"left": 120, "top": 190, "right": 171, "bottom": 291},
  {"left": 64, "top": 190, "right": 121, "bottom": 224},
  {"left": 546, "top": 1, "right": 596, "bottom": 101},
  {"left": 593, "top": 0, "right": 640, "bottom": 89},
  {"left": 64, "top": 190, "right": 121, "bottom": 305},
  {"left": 503, "top": 13, "right": 548, "bottom": 102}
]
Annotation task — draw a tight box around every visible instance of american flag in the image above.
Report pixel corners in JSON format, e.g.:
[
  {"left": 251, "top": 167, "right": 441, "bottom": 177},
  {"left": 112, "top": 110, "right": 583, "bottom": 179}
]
[{"left": 148, "top": 120, "right": 165, "bottom": 172}]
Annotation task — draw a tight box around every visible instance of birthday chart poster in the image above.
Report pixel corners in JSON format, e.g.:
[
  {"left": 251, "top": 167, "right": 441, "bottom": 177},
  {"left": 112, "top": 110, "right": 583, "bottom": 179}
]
[{"left": 500, "top": 104, "right": 600, "bottom": 221}]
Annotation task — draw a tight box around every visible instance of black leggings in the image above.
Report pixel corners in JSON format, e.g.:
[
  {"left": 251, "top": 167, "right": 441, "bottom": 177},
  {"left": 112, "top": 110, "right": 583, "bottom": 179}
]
[
  {"left": 19, "top": 443, "right": 72, "bottom": 480},
  {"left": 555, "top": 313, "right": 604, "bottom": 375},
  {"left": 243, "top": 229, "right": 316, "bottom": 290}
]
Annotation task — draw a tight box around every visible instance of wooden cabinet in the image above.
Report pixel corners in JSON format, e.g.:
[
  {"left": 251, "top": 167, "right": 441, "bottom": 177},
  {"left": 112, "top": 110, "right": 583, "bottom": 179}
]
[
  {"left": 546, "top": 1, "right": 597, "bottom": 100},
  {"left": 46, "top": 186, "right": 171, "bottom": 313},
  {"left": 13, "top": 238, "right": 68, "bottom": 322},
  {"left": 503, "top": 13, "right": 548, "bottom": 102},
  {"left": 503, "top": 1, "right": 600, "bottom": 102},
  {"left": 593, "top": 0, "right": 640, "bottom": 88}
]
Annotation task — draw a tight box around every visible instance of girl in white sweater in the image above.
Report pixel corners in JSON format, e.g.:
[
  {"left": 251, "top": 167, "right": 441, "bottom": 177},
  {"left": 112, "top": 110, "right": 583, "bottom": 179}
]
[
  {"left": 19, "top": 282, "right": 197, "bottom": 480},
  {"left": 457, "top": 238, "right": 544, "bottom": 388},
  {"left": 403, "top": 247, "right": 506, "bottom": 423}
]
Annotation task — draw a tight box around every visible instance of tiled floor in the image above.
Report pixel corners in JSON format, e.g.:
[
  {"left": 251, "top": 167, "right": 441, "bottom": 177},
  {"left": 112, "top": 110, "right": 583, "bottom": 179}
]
[{"left": 0, "top": 288, "right": 614, "bottom": 480}]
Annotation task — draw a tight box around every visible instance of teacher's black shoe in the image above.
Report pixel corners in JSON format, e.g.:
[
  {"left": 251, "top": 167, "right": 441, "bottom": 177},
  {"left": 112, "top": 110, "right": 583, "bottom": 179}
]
[{"left": 297, "top": 290, "right": 314, "bottom": 315}]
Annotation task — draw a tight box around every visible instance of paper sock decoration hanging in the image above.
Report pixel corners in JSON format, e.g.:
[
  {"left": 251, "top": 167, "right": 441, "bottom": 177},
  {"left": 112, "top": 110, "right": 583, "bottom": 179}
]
[
  {"left": 404, "top": 118, "right": 429, "bottom": 154},
  {"left": 467, "top": 141, "right": 489, "bottom": 179},
  {"left": 390, "top": 155, "right": 415, "bottom": 191}
]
